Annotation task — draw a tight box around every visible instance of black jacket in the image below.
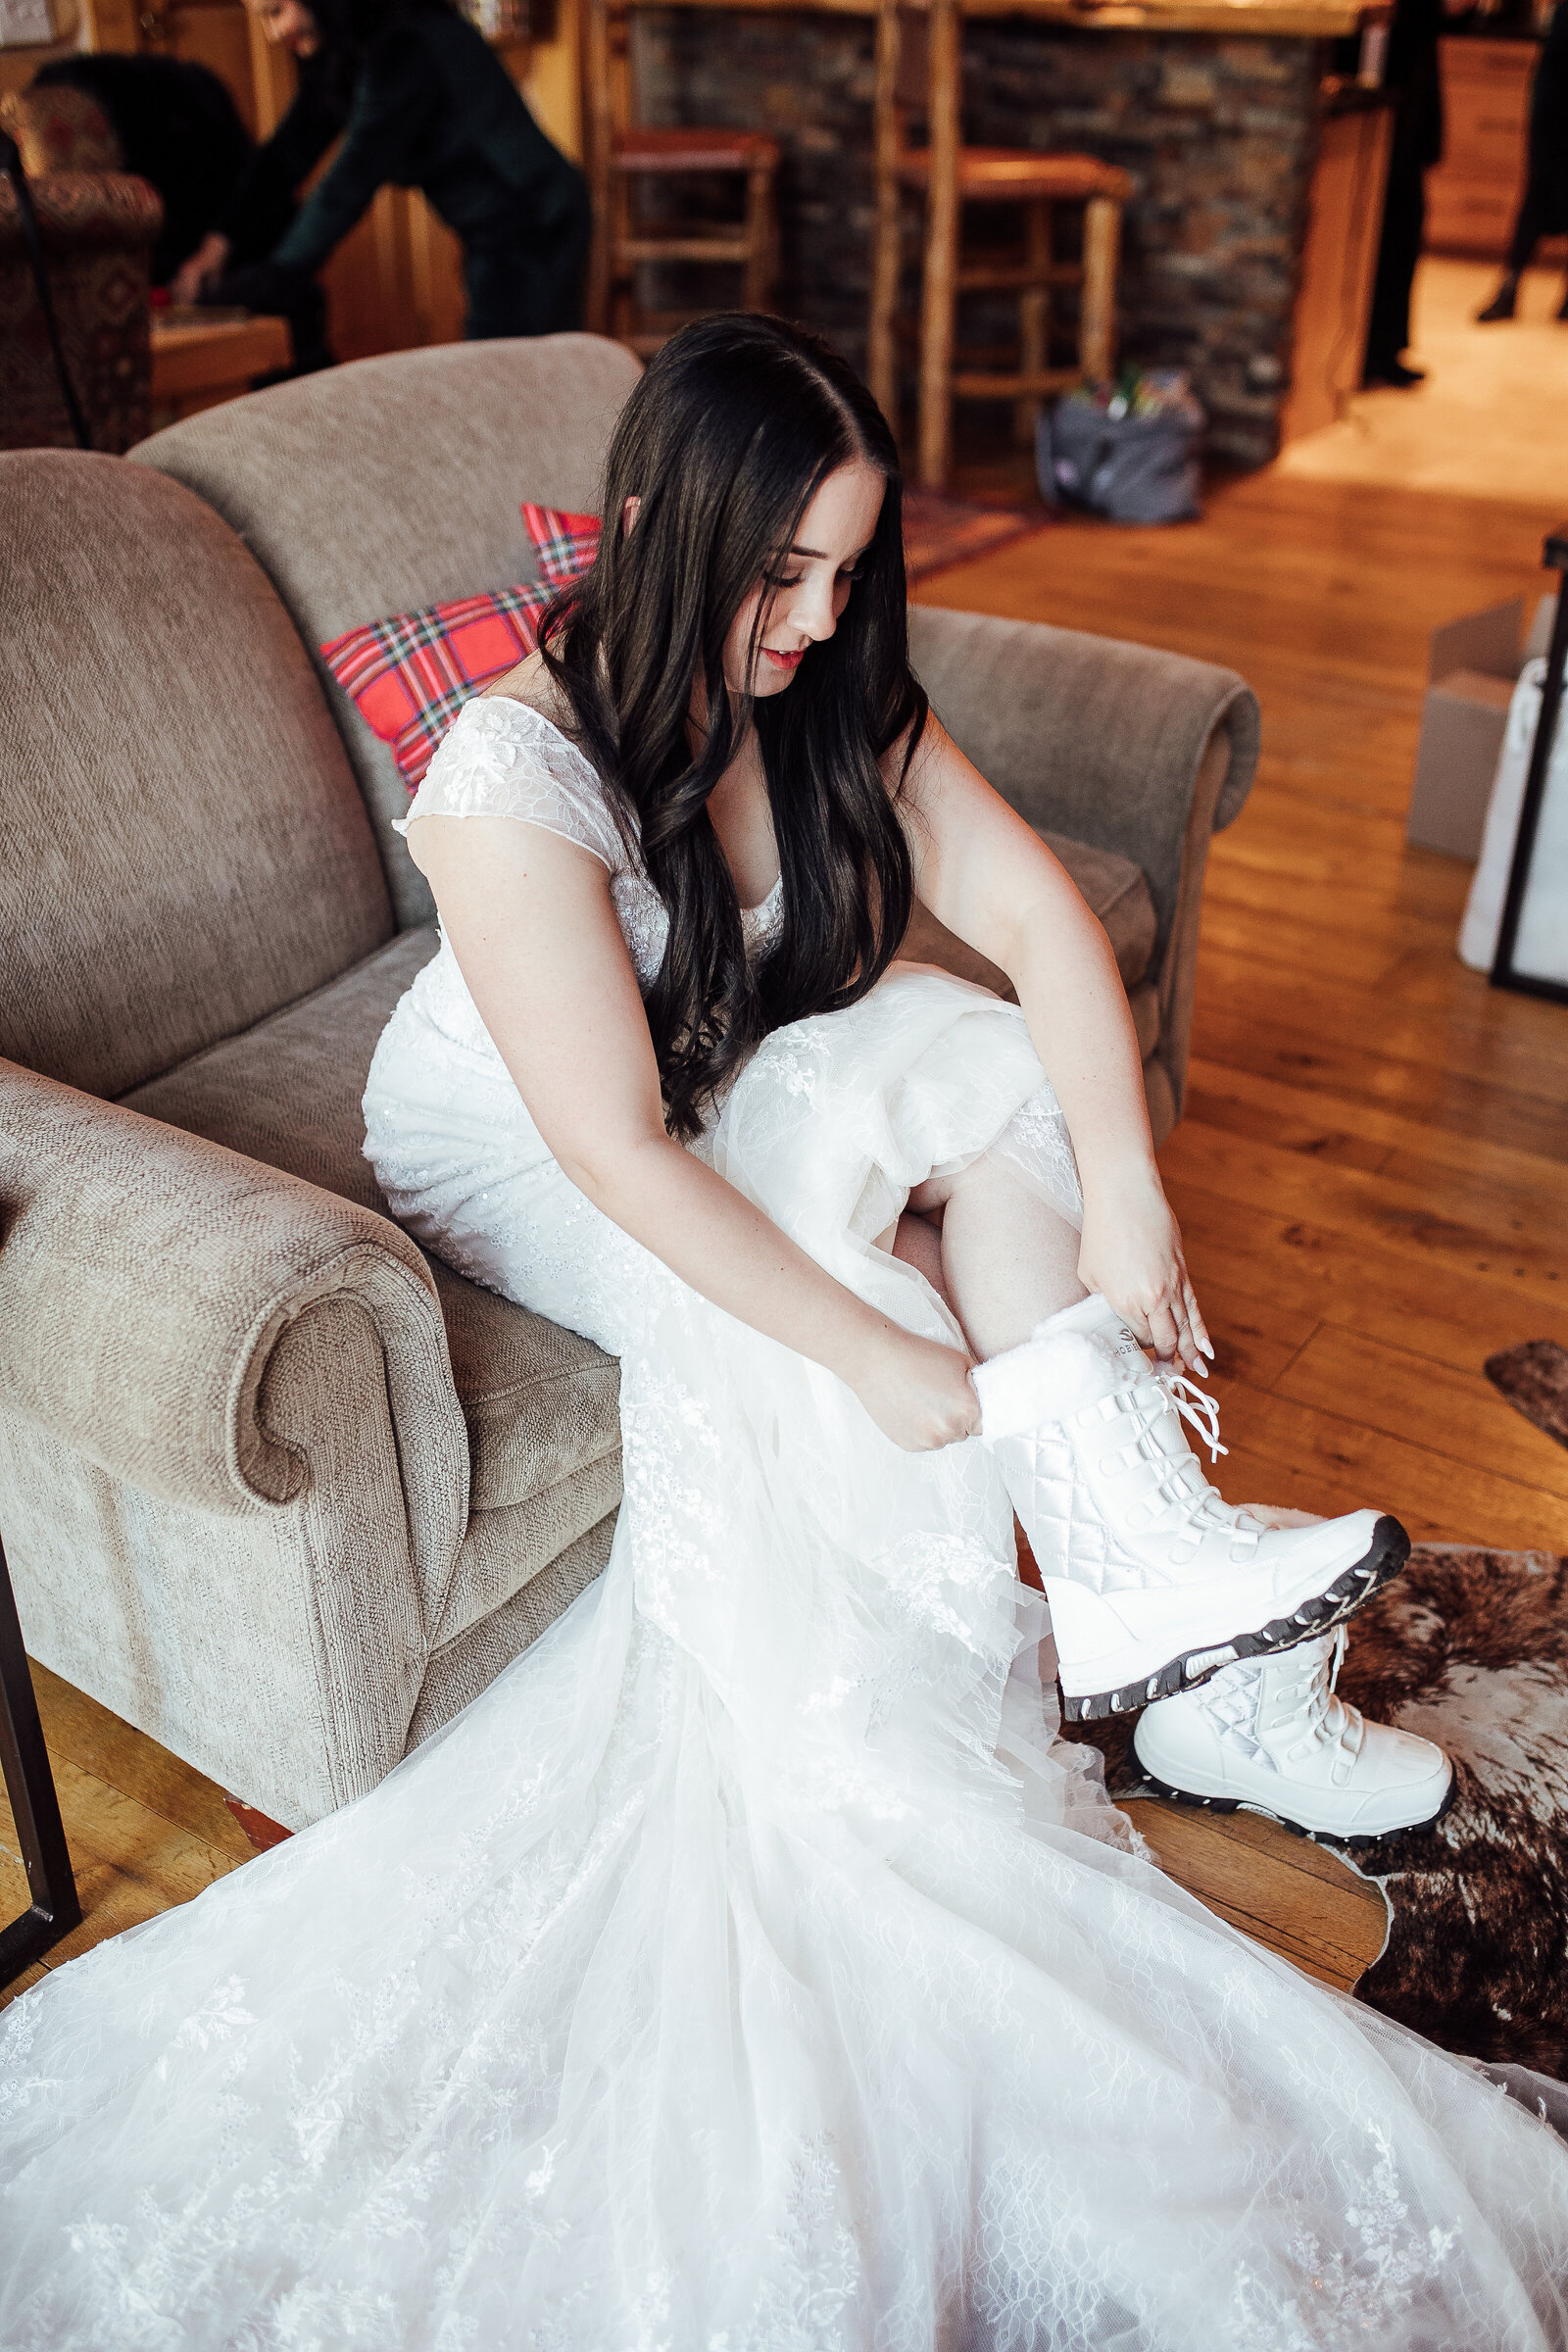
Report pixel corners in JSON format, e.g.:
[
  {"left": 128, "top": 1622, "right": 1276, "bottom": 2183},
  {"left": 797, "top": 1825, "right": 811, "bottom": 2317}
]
[
  {"left": 220, "top": 0, "right": 581, "bottom": 278},
  {"left": 33, "top": 51, "right": 256, "bottom": 283}
]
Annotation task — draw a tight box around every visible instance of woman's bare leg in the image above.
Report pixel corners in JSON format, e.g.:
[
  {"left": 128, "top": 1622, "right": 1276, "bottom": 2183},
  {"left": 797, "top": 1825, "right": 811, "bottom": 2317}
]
[{"left": 892, "top": 1152, "right": 1087, "bottom": 1360}]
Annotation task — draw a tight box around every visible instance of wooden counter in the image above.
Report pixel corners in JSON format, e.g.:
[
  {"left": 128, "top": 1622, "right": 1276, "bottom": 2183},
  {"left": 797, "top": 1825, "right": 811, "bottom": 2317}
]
[{"left": 640, "top": 0, "right": 1376, "bottom": 28}]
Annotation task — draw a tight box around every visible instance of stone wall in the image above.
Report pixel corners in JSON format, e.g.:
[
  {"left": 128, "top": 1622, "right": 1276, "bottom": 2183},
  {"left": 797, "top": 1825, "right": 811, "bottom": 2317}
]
[{"left": 633, "top": 11, "right": 1328, "bottom": 467}]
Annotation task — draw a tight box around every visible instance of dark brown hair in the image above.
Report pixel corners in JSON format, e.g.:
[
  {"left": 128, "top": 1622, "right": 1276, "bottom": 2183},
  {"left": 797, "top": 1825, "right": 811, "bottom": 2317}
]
[{"left": 542, "top": 313, "right": 927, "bottom": 1140}]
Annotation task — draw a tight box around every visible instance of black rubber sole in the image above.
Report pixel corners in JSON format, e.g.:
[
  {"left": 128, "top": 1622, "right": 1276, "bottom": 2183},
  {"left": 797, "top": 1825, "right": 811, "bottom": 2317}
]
[
  {"left": 1058, "top": 1514, "right": 1411, "bottom": 1726},
  {"left": 1136, "top": 1760, "right": 1457, "bottom": 1851}
]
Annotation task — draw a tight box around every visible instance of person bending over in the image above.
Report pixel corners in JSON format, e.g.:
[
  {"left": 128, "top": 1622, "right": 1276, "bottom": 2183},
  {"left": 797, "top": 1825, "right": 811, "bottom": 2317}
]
[{"left": 172, "top": 0, "right": 589, "bottom": 364}]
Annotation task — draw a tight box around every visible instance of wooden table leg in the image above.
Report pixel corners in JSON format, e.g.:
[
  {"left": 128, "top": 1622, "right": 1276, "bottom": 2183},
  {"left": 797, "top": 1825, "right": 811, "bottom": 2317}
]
[
  {"left": 582, "top": 0, "right": 616, "bottom": 335},
  {"left": 917, "top": 0, "right": 960, "bottom": 490},
  {"left": 868, "top": 0, "right": 903, "bottom": 425},
  {"left": 744, "top": 158, "right": 777, "bottom": 312},
  {"left": 1016, "top": 193, "right": 1051, "bottom": 445},
  {"left": 1080, "top": 192, "right": 1121, "bottom": 385}
]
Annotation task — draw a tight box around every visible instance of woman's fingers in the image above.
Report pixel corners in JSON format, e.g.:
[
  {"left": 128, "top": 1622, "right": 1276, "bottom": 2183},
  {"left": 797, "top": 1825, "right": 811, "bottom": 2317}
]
[
  {"left": 1182, "top": 1277, "right": 1213, "bottom": 1368},
  {"left": 1144, "top": 1295, "right": 1183, "bottom": 1362}
]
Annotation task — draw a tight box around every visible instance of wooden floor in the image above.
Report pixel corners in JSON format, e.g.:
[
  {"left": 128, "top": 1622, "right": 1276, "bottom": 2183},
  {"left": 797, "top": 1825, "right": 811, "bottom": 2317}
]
[
  {"left": 4, "top": 299, "right": 1566, "bottom": 2014},
  {"left": 1279, "top": 256, "right": 1568, "bottom": 504}
]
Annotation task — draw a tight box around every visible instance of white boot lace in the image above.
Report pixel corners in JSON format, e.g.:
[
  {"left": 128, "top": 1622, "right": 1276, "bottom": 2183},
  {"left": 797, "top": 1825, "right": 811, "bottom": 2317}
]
[
  {"left": 1103, "top": 1366, "right": 1244, "bottom": 1548},
  {"left": 1152, "top": 1366, "right": 1229, "bottom": 1465},
  {"left": 1284, "top": 1629, "right": 1365, "bottom": 1766}
]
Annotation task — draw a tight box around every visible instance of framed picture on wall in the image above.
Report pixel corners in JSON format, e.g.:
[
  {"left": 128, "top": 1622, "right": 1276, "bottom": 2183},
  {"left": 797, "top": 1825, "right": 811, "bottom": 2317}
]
[{"left": 1493, "top": 527, "right": 1568, "bottom": 1006}]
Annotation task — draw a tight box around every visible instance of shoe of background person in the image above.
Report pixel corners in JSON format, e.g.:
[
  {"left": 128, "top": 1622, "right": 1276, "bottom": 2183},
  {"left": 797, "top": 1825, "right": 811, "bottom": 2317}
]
[
  {"left": 1132, "top": 1626, "right": 1454, "bottom": 1842},
  {"left": 1362, "top": 357, "right": 1426, "bottom": 388},
  {"left": 1477, "top": 275, "right": 1520, "bottom": 322},
  {"left": 973, "top": 1297, "right": 1409, "bottom": 1723}
]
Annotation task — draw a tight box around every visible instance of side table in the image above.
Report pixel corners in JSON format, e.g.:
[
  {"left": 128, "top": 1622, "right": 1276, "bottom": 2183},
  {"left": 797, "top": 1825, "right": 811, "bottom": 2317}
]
[
  {"left": 149, "top": 309, "right": 293, "bottom": 429},
  {"left": 0, "top": 1526, "right": 79, "bottom": 1991}
]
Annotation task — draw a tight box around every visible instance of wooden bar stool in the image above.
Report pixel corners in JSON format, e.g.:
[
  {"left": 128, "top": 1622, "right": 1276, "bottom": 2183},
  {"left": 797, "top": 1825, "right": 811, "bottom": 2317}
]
[
  {"left": 582, "top": 0, "right": 780, "bottom": 355},
  {"left": 869, "top": 0, "right": 1133, "bottom": 489}
]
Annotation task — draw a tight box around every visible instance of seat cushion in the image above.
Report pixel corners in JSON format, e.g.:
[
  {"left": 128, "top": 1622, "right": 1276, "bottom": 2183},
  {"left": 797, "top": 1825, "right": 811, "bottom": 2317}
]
[
  {"left": 1044, "top": 830, "right": 1157, "bottom": 987},
  {"left": 122, "top": 928, "right": 621, "bottom": 1524}
]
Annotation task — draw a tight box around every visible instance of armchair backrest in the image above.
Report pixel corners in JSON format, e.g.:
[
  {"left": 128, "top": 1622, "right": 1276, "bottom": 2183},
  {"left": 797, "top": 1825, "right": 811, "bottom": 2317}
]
[
  {"left": 0, "top": 86, "right": 122, "bottom": 173},
  {"left": 0, "top": 450, "right": 393, "bottom": 1100},
  {"left": 0, "top": 143, "right": 162, "bottom": 455},
  {"left": 132, "top": 334, "right": 644, "bottom": 926}
]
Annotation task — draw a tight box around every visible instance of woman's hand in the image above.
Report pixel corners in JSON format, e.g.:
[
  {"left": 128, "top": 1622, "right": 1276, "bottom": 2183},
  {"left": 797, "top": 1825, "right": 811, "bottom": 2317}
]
[
  {"left": 171, "top": 233, "right": 231, "bottom": 307},
  {"left": 848, "top": 1323, "right": 982, "bottom": 1452},
  {"left": 1077, "top": 1166, "right": 1212, "bottom": 1377}
]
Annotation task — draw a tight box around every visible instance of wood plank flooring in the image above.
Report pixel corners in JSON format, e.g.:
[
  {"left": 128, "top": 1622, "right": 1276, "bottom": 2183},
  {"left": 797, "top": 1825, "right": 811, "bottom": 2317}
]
[
  {"left": 4, "top": 418, "right": 1565, "bottom": 2019},
  {"left": 908, "top": 442, "right": 1567, "bottom": 1989}
]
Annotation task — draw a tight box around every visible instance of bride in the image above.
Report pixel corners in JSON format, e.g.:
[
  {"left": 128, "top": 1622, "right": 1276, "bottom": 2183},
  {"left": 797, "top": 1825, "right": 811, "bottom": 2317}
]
[{"left": 3, "top": 314, "right": 1566, "bottom": 2349}]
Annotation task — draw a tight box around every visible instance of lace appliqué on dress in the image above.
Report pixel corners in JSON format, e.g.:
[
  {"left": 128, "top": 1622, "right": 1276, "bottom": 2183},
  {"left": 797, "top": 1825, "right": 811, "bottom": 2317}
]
[
  {"left": 396, "top": 696, "right": 627, "bottom": 871},
  {"left": 392, "top": 696, "right": 783, "bottom": 998}
]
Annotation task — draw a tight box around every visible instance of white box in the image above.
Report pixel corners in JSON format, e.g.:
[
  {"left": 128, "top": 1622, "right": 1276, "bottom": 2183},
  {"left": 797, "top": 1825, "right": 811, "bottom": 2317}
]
[{"left": 1407, "top": 593, "right": 1557, "bottom": 860}]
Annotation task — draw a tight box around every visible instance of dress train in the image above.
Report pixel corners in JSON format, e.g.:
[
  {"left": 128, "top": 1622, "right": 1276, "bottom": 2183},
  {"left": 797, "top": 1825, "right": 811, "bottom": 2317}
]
[{"left": 2, "top": 969, "right": 1566, "bottom": 2350}]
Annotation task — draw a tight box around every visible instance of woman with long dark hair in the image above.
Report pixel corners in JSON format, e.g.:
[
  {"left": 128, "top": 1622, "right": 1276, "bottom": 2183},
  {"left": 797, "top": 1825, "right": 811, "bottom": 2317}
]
[
  {"left": 3, "top": 316, "right": 1566, "bottom": 2347},
  {"left": 172, "top": 0, "right": 588, "bottom": 355}
]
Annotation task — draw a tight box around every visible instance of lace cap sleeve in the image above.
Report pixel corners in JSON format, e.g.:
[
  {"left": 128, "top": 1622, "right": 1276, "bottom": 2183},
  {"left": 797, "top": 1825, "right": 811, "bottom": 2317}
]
[{"left": 395, "top": 697, "right": 626, "bottom": 872}]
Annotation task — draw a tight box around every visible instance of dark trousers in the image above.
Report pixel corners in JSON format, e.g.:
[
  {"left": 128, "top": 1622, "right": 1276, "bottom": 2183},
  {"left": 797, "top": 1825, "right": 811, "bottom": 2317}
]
[
  {"left": 463, "top": 178, "right": 591, "bottom": 340},
  {"left": 1365, "top": 102, "right": 1429, "bottom": 371},
  {"left": 1507, "top": 169, "right": 1560, "bottom": 274}
]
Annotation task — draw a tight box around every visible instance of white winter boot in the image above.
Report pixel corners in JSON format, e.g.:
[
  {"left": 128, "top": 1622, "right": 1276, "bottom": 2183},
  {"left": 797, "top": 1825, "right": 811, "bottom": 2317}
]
[
  {"left": 971, "top": 1295, "right": 1408, "bottom": 1723},
  {"left": 1132, "top": 1627, "right": 1453, "bottom": 1842}
]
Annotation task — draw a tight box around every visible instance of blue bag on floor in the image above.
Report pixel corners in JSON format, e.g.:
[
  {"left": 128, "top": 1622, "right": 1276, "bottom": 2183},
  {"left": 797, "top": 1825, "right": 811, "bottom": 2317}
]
[{"left": 1038, "top": 370, "right": 1204, "bottom": 525}]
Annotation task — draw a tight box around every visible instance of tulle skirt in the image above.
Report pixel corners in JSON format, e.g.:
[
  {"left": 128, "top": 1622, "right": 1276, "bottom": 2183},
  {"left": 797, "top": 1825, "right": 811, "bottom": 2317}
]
[{"left": 3, "top": 958, "right": 1566, "bottom": 2351}]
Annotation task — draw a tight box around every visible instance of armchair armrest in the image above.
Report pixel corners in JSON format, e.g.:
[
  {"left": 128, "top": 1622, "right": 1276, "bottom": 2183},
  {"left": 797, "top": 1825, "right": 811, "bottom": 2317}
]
[
  {"left": 907, "top": 604, "right": 1260, "bottom": 1120},
  {"left": 0, "top": 172, "right": 164, "bottom": 257},
  {"left": 0, "top": 1060, "right": 467, "bottom": 1580},
  {"left": 908, "top": 605, "right": 1257, "bottom": 953}
]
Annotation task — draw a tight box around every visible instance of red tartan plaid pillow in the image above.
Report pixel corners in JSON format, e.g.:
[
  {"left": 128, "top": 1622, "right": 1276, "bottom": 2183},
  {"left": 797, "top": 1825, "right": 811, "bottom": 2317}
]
[
  {"left": 318, "top": 508, "right": 601, "bottom": 795},
  {"left": 320, "top": 584, "right": 551, "bottom": 792},
  {"left": 521, "top": 502, "right": 601, "bottom": 589}
]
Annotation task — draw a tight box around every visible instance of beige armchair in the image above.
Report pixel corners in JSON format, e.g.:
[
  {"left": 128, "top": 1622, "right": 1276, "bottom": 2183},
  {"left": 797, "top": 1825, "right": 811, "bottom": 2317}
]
[{"left": 0, "top": 335, "right": 1256, "bottom": 1832}]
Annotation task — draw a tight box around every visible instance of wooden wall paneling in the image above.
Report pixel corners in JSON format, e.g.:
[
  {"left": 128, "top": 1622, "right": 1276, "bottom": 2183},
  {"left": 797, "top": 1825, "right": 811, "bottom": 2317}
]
[
  {"left": 407, "top": 189, "right": 466, "bottom": 348},
  {"left": 245, "top": 0, "right": 290, "bottom": 135},
  {"left": 1425, "top": 36, "right": 1533, "bottom": 261},
  {"left": 162, "top": 0, "right": 256, "bottom": 129},
  {"left": 517, "top": 0, "right": 580, "bottom": 160}
]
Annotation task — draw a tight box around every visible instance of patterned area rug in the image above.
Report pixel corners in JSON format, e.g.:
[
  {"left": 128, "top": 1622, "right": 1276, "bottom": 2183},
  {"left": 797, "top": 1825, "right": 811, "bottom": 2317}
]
[
  {"left": 1061, "top": 1544, "right": 1568, "bottom": 2074},
  {"left": 1487, "top": 1340, "right": 1568, "bottom": 1451},
  {"left": 902, "top": 490, "right": 1046, "bottom": 584}
]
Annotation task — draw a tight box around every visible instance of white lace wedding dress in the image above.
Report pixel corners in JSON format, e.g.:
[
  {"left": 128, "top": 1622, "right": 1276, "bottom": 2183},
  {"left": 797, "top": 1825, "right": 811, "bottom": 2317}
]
[{"left": 3, "top": 695, "right": 1567, "bottom": 2352}]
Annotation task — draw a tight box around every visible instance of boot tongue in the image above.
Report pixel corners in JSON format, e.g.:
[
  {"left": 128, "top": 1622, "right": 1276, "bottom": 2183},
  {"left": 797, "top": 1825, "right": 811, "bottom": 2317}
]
[{"left": 1050, "top": 1294, "right": 1150, "bottom": 1382}]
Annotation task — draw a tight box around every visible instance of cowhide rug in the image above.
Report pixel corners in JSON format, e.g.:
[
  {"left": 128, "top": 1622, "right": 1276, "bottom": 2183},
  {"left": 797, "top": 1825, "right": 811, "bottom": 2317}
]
[
  {"left": 1487, "top": 1340, "right": 1568, "bottom": 1452},
  {"left": 1060, "top": 1544, "right": 1568, "bottom": 2075}
]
